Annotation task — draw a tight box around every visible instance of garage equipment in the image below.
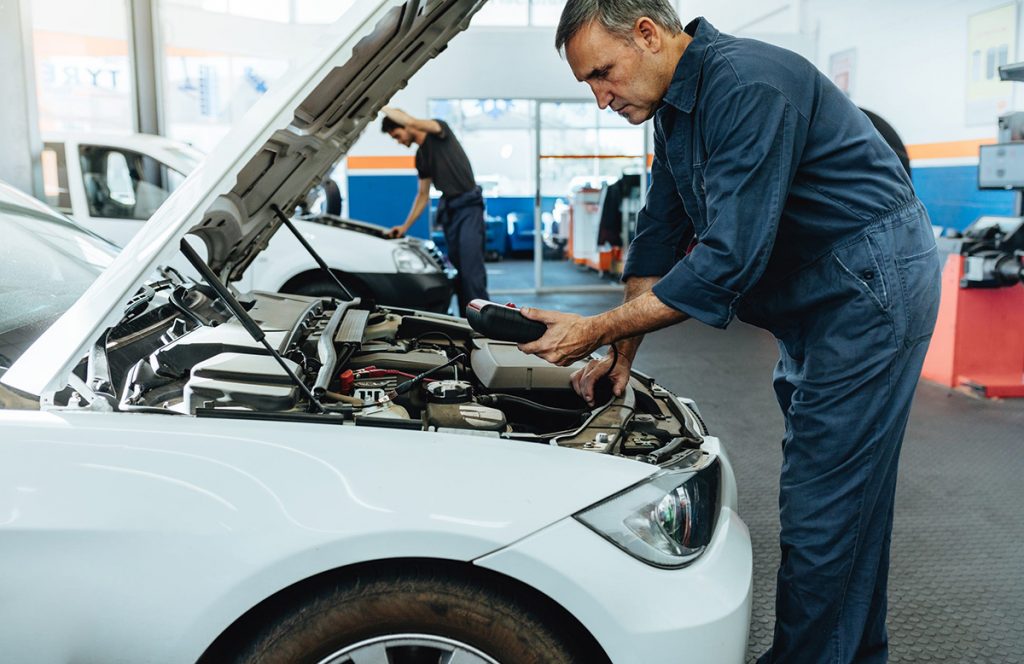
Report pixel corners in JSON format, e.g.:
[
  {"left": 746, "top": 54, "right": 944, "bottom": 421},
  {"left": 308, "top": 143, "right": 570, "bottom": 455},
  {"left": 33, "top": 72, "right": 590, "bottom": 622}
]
[{"left": 922, "top": 71, "right": 1024, "bottom": 397}]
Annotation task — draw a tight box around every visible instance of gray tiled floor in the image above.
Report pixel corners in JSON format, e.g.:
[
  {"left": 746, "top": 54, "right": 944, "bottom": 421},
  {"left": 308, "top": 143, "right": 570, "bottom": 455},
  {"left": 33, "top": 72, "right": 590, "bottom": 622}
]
[
  {"left": 501, "top": 288, "right": 1024, "bottom": 663},
  {"left": 487, "top": 257, "right": 622, "bottom": 291}
]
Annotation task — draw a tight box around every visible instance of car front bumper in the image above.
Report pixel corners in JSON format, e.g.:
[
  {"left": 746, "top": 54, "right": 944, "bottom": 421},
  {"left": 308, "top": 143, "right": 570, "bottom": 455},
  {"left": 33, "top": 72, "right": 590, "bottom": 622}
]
[
  {"left": 354, "top": 269, "right": 455, "bottom": 314},
  {"left": 474, "top": 506, "right": 753, "bottom": 664}
]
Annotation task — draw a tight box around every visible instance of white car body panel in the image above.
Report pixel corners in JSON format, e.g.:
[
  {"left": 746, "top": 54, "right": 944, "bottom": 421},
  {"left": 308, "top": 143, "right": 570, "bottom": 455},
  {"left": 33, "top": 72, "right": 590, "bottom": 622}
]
[
  {"left": 250, "top": 218, "right": 406, "bottom": 284},
  {"left": 44, "top": 133, "right": 204, "bottom": 246},
  {"left": 478, "top": 513, "right": 752, "bottom": 664},
  {"left": 477, "top": 435, "right": 752, "bottom": 664},
  {"left": 0, "top": 410, "right": 656, "bottom": 663}
]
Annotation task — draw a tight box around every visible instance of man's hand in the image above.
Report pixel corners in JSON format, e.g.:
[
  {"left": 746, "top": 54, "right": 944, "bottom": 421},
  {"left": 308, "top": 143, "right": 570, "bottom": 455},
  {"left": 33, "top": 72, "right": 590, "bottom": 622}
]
[
  {"left": 387, "top": 225, "right": 406, "bottom": 238},
  {"left": 571, "top": 350, "right": 632, "bottom": 406},
  {"left": 517, "top": 307, "right": 603, "bottom": 366},
  {"left": 381, "top": 106, "right": 414, "bottom": 127}
]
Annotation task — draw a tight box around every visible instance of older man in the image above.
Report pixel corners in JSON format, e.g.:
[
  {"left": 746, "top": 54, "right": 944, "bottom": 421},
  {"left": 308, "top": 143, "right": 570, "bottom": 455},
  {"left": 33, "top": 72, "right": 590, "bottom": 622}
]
[{"left": 518, "top": 1, "right": 941, "bottom": 662}]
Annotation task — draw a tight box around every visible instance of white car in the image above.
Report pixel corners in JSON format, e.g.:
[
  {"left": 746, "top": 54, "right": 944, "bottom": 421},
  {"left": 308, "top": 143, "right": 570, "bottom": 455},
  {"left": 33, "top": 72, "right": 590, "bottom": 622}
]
[
  {"left": 40, "top": 133, "right": 455, "bottom": 313},
  {"left": 0, "top": 1, "right": 753, "bottom": 663}
]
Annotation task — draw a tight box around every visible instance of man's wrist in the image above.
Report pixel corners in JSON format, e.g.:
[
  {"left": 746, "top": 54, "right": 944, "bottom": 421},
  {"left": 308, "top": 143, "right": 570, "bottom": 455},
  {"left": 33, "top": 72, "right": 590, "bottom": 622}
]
[
  {"left": 614, "top": 337, "right": 641, "bottom": 362},
  {"left": 586, "top": 315, "right": 613, "bottom": 347}
]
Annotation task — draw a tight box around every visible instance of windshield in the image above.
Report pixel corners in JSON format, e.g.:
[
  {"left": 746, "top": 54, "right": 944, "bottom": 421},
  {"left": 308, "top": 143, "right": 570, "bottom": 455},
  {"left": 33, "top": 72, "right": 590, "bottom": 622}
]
[{"left": 0, "top": 203, "right": 117, "bottom": 376}]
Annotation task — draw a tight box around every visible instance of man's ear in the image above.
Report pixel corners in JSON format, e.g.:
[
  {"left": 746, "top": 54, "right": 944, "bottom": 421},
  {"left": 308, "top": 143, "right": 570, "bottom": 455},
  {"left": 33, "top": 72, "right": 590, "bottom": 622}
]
[{"left": 634, "top": 16, "right": 661, "bottom": 52}]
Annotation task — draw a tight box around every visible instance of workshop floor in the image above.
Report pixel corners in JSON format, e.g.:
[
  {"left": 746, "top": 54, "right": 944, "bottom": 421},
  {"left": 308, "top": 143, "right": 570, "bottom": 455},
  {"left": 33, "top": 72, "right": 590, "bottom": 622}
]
[
  {"left": 503, "top": 287, "right": 1024, "bottom": 663},
  {"left": 486, "top": 255, "right": 622, "bottom": 290}
]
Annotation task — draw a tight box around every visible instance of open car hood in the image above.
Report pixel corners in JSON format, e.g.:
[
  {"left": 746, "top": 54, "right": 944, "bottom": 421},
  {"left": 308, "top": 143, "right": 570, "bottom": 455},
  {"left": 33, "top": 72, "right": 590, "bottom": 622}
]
[{"left": 2, "top": 0, "right": 485, "bottom": 399}]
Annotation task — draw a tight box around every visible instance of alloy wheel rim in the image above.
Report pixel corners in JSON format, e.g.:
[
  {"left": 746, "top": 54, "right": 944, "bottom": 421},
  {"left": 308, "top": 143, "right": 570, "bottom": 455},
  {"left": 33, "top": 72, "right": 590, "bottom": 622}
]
[{"left": 317, "top": 632, "right": 502, "bottom": 664}]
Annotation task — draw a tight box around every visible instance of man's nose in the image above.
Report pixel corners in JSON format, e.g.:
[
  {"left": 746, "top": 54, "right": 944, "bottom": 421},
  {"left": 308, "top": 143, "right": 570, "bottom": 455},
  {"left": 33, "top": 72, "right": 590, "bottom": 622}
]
[{"left": 587, "top": 82, "right": 612, "bottom": 110}]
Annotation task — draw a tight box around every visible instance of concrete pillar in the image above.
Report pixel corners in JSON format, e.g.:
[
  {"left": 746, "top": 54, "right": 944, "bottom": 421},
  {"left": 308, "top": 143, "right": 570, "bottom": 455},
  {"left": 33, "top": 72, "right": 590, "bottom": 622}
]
[
  {"left": 0, "top": 0, "right": 44, "bottom": 197},
  {"left": 128, "top": 0, "right": 162, "bottom": 135}
]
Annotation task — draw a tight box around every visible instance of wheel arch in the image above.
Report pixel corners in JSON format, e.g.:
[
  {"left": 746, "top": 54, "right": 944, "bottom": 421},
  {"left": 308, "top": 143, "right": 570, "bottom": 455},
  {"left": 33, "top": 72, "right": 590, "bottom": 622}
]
[
  {"left": 277, "top": 268, "right": 372, "bottom": 298},
  {"left": 196, "top": 557, "right": 611, "bottom": 664}
]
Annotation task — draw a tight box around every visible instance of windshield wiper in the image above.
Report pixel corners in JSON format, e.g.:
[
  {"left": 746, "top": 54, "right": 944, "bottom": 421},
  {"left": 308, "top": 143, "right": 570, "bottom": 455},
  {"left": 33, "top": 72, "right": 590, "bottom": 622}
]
[
  {"left": 270, "top": 203, "right": 355, "bottom": 301},
  {"left": 179, "top": 238, "right": 325, "bottom": 413}
]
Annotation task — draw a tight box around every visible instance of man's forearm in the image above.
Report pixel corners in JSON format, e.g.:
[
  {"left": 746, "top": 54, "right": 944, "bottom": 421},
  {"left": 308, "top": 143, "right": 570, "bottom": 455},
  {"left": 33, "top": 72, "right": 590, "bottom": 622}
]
[
  {"left": 613, "top": 277, "right": 662, "bottom": 361},
  {"left": 600, "top": 278, "right": 687, "bottom": 353},
  {"left": 403, "top": 193, "right": 429, "bottom": 228}
]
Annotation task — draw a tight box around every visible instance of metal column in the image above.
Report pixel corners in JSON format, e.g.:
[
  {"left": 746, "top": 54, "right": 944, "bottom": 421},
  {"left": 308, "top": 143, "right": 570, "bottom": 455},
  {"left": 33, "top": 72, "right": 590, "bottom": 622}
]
[
  {"left": 533, "top": 101, "right": 544, "bottom": 290},
  {"left": 128, "top": 0, "right": 163, "bottom": 135},
  {"left": 0, "top": 0, "right": 43, "bottom": 197}
]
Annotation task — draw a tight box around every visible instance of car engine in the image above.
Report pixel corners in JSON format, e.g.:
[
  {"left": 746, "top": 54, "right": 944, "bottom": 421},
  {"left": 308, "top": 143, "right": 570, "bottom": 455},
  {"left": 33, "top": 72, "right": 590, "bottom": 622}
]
[{"left": 95, "top": 289, "right": 706, "bottom": 462}]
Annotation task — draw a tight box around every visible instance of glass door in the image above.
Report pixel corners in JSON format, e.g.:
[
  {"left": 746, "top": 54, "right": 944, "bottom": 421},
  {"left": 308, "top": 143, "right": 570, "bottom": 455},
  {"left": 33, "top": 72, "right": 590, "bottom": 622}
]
[
  {"left": 534, "top": 101, "right": 645, "bottom": 292},
  {"left": 425, "top": 98, "right": 646, "bottom": 293}
]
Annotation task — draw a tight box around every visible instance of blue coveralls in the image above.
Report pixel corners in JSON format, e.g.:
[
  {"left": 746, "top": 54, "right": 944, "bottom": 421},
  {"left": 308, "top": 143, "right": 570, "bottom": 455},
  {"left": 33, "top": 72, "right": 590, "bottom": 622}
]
[
  {"left": 438, "top": 185, "right": 490, "bottom": 314},
  {"left": 622, "top": 18, "right": 942, "bottom": 663}
]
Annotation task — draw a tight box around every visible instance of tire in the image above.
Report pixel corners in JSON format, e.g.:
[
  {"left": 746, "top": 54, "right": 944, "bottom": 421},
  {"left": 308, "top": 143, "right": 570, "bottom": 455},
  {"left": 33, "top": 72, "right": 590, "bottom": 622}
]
[{"left": 235, "top": 570, "right": 582, "bottom": 664}]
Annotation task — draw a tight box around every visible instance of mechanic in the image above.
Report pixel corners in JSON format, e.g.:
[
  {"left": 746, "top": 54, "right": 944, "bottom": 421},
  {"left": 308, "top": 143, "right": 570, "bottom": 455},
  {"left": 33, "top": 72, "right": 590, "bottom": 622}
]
[
  {"left": 517, "top": 2, "right": 941, "bottom": 662},
  {"left": 381, "top": 106, "right": 490, "bottom": 314}
]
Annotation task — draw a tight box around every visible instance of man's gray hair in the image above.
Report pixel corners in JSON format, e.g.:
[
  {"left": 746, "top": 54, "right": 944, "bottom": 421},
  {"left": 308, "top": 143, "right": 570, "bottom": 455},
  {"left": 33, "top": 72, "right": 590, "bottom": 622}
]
[{"left": 555, "top": 0, "right": 684, "bottom": 54}]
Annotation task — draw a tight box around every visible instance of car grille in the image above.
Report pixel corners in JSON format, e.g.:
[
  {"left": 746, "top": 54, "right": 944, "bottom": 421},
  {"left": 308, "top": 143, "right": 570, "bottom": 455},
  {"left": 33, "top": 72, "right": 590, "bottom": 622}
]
[{"left": 420, "top": 241, "right": 447, "bottom": 270}]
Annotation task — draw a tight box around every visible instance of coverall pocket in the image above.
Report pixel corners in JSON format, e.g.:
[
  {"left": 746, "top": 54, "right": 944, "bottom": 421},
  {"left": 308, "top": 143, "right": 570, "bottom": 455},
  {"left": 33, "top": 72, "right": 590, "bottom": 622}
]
[
  {"left": 896, "top": 244, "right": 941, "bottom": 347},
  {"left": 831, "top": 233, "right": 890, "bottom": 313}
]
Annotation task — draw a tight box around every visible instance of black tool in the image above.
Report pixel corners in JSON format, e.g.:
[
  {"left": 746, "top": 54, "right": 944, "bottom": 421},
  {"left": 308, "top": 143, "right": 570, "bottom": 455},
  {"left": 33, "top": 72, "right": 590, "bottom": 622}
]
[{"left": 465, "top": 299, "right": 548, "bottom": 343}]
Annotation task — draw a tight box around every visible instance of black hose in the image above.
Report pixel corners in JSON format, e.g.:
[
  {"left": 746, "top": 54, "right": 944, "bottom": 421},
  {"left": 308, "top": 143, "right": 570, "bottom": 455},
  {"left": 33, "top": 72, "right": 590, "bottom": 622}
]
[{"left": 479, "top": 393, "right": 587, "bottom": 416}]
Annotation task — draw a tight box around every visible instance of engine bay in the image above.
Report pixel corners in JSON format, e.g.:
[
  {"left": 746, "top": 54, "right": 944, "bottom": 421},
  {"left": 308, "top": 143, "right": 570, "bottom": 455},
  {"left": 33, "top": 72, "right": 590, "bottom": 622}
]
[{"left": 84, "top": 287, "right": 705, "bottom": 463}]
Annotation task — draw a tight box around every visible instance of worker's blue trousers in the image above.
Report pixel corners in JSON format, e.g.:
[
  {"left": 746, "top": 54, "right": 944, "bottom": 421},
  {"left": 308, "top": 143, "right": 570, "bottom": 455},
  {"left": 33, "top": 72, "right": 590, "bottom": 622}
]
[
  {"left": 438, "top": 187, "right": 489, "bottom": 315},
  {"left": 744, "top": 201, "right": 941, "bottom": 663}
]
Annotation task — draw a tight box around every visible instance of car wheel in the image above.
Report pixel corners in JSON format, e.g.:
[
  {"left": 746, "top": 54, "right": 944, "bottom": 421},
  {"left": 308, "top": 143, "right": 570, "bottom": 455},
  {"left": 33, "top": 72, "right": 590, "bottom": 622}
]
[{"left": 235, "top": 571, "right": 582, "bottom": 664}]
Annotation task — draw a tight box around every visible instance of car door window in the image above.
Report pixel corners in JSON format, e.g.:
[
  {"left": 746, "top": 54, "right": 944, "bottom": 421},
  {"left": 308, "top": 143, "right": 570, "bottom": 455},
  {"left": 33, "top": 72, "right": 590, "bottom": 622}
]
[
  {"left": 79, "top": 145, "right": 187, "bottom": 220},
  {"left": 41, "top": 143, "right": 72, "bottom": 214}
]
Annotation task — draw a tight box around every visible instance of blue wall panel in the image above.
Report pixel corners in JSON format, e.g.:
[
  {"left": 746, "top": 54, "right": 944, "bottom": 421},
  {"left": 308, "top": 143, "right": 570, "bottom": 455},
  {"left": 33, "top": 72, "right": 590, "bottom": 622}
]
[
  {"left": 347, "top": 174, "right": 430, "bottom": 239},
  {"left": 912, "top": 165, "right": 1015, "bottom": 231},
  {"left": 348, "top": 175, "right": 564, "bottom": 241}
]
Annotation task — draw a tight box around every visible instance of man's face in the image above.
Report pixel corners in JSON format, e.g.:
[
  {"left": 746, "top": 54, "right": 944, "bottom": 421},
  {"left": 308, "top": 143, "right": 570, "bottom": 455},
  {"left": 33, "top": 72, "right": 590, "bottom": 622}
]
[
  {"left": 565, "top": 20, "right": 667, "bottom": 125},
  {"left": 388, "top": 127, "right": 413, "bottom": 147}
]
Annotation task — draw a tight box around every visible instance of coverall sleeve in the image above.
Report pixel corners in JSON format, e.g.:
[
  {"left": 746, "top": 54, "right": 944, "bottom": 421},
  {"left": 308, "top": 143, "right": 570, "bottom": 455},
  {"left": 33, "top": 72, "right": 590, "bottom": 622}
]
[
  {"left": 651, "top": 82, "right": 806, "bottom": 328},
  {"left": 621, "top": 120, "right": 693, "bottom": 281}
]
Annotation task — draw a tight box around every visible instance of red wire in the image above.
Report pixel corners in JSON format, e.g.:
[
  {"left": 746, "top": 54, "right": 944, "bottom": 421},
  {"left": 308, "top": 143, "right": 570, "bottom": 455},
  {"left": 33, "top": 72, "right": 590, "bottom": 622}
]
[{"left": 348, "top": 367, "right": 435, "bottom": 382}]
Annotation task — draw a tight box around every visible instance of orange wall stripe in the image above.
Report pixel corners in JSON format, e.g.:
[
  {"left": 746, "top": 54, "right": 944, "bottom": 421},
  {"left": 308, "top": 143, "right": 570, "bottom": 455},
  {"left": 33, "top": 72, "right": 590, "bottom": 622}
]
[
  {"left": 350, "top": 142, "right": 997, "bottom": 172},
  {"left": 907, "top": 138, "right": 996, "bottom": 160},
  {"left": 347, "top": 156, "right": 416, "bottom": 170}
]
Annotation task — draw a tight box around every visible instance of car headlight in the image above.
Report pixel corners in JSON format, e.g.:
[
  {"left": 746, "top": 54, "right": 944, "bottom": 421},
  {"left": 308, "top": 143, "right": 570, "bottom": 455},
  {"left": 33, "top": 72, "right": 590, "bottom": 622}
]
[
  {"left": 392, "top": 246, "right": 433, "bottom": 273},
  {"left": 575, "top": 453, "right": 720, "bottom": 568}
]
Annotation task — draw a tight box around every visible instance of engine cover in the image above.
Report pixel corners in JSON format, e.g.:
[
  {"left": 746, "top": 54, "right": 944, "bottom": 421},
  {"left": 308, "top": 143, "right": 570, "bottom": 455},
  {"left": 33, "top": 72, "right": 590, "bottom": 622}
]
[{"left": 184, "top": 352, "right": 299, "bottom": 413}]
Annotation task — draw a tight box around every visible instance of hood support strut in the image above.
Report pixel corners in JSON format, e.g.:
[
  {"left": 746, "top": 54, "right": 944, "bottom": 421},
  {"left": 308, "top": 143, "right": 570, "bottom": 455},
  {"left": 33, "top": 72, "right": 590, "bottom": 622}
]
[{"left": 270, "top": 203, "right": 355, "bottom": 301}]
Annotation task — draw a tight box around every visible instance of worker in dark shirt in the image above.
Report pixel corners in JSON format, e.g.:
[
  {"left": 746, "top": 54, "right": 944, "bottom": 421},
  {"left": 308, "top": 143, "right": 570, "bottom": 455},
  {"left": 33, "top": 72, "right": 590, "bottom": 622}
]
[
  {"left": 381, "top": 106, "right": 489, "bottom": 314},
  {"left": 516, "top": 2, "right": 941, "bottom": 662}
]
